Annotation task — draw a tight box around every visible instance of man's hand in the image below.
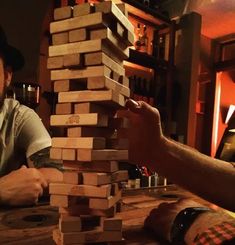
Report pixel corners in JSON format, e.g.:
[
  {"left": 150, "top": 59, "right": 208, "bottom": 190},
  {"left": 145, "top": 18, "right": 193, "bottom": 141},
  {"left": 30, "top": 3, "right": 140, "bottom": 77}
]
[
  {"left": 118, "top": 99, "right": 164, "bottom": 169},
  {"left": 0, "top": 165, "right": 48, "bottom": 206},
  {"left": 144, "top": 199, "right": 205, "bottom": 242}
]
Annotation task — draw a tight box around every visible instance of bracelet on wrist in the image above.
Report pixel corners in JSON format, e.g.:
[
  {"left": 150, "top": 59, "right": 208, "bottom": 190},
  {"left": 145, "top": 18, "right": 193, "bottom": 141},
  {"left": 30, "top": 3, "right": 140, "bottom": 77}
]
[{"left": 170, "top": 207, "right": 211, "bottom": 244}]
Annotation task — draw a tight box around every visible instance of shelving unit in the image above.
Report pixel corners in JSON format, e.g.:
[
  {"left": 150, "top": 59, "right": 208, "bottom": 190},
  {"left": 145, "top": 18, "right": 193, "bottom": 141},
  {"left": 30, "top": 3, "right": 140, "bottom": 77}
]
[
  {"left": 122, "top": 0, "right": 176, "bottom": 135},
  {"left": 127, "top": 49, "right": 168, "bottom": 70},
  {"left": 122, "top": 0, "right": 171, "bottom": 26}
]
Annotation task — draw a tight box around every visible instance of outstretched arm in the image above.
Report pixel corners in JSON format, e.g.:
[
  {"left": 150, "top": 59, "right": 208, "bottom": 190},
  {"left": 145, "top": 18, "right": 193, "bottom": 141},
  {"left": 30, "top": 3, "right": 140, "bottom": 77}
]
[{"left": 122, "top": 99, "right": 235, "bottom": 211}]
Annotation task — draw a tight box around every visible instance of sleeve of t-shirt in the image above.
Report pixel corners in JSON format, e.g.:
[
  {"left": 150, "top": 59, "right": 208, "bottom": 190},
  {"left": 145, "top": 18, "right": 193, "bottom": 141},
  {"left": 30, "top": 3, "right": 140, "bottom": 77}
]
[{"left": 14, "top": 105, "right": 51, "bottom": 158}]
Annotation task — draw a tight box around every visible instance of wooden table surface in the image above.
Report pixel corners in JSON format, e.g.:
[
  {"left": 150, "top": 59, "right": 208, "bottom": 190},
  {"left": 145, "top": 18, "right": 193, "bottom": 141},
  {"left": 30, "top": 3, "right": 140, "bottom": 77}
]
[{"left": 0, "top": 185, "right": 213, "bottom": 245}]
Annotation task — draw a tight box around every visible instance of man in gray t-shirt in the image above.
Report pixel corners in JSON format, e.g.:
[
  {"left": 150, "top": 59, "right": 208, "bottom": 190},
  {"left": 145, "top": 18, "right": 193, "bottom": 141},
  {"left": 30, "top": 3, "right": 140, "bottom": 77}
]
[{"left": 0, "top": 26, "right": 62, "bottom": 206}]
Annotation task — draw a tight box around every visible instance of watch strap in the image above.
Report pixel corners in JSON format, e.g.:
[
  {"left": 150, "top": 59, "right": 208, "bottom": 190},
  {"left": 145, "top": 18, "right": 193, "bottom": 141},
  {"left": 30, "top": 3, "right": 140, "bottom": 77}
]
[{"left": 170, "top": 207, "right": 211, "bottom": 244}]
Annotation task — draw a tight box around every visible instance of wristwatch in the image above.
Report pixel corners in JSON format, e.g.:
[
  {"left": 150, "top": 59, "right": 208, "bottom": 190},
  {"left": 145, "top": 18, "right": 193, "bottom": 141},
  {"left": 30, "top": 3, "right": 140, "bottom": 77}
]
[{"left": 170, "top": 207, "right": 211, "bottom": 244}]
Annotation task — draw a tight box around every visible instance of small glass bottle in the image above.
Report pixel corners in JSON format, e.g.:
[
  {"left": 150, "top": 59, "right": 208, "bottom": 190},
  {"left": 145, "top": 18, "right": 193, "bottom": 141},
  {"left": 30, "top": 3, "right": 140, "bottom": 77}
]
[
  {"left": 134, "top": 23, "right": 142, "bottom": 51},
  {"left": 141, "top": 25, "right": 148, "bottom": 53},
  {"left": 158, "top": 35, "right": 165, "bottom": 60}
]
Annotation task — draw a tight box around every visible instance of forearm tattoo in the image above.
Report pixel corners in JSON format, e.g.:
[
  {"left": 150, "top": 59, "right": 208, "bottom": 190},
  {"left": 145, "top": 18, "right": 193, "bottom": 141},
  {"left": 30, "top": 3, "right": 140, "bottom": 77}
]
[{"left": 29, "top": 147, "right": 63, "bottom": 171}]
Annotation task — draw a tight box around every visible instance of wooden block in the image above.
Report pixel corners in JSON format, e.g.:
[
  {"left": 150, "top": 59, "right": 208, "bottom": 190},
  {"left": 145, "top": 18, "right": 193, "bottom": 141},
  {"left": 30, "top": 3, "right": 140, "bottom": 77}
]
[
  {"left": 82, "top": 170, "right": 128, "bottom": 187},
  {"left": 106, "top": 138, "right": 129, "bottom": 150},
  {"left": 116, "top": 22, "right": 125, "bottom": 38},
  {"left": 60, "top": 215, "right": 101, "bottom": 233},
  {"left": 116, "top": 22, "right": 134, "bottom": 46},
  {"left": 62, "top": 148, "right": 76, "bottom": 161},
  {"left": 59, "top": 216, "right": 82, "bottom": 232},
  {"left": 63, "top": 161, "right": 119, "bottom": 173},
  {"left": 49, "top": 183, "right": 111, "bottom": 198},
  {"left": 69, "top": 28, "right": 87, "bottom": 43},
  {"left": 112, "top": 71, "right": 122, "bottom": 83},
  {"left": 59, "top": 204, "right": 116, "bottom": 217},
  {"left": 49, "top": 39, "right": 102, "bottom": 57},
  {"left": 50, "top": 12, "right": 105, "bottom": 34},
  {"left": 50, "top": 147, "right": 62, "bottom": 160},
  {"left": 95, "top": 1, "right": 134, "bottom": 34},
  {"left": 74, "top": 102, "right": 112, "bottom": 115},
  {"left": 84, "top": 52, "right": 125, "bottom": 76},
  {"left": 111, "top": 183, "right": 122, "bottom": 196},
  {"left": 87, "top": 76, "right": 130, "bottom": 97},
  {"left": 54, "top": 80, "right": 70, "bottom": 92},
  {"left": 108, "top": 117, "right": 130, "bottom": 129},
  {"left": 60, "top": 228, "right": 122, "bottom": 244},
  {"left": 89, "top": 28, "right": 129, "bottom": 60},
  {"left": 126, "top": 29, "right": 135, "bottom": 47},
  {"left": 111, "top": 170, "right": 128, "bottom": 182},
  {"left": 54, "top": 79, "right": 86, "bottom": 92},
  {"left": 56, "top": 103, "right": 73, "bottom": 115},
  {"left": 82, "top": 172, "right": 111, "bottom": 186},
  {"left": 73, "top": 3, "right": 94, "bottom": 17},
  {"left": 49, "top": 35, "right": 129, "bottom": 61},
  {"left": 122, "top": 76, "right": 129, "bottom": 87},
  {"left": 63, "top": 53, "right": 82, "bottom": 67},
  {"left": 52, "top": 195, "right": 89, "bottom": 208},
  {"left": 63, "top": 171, "right": 83, "bottom": 184},
  {"left": 51, "top": 137, "right": 105, "bottom": 149},
  {"left": 117, "top": 93, "right": 126, "bottom": 108},
  {"left": 51, "top": 66, "right": 111, "bottom": 80},
  {"left": 47, "top": 56, "right": 63, "bottom": 69},
  {"left": 119, "top": 76, "right": 130, "bottom": 88},
  {"left": 116, "top": 3, "right": 128, "bottom": 17},
  {"left": 100, "top": 217, "right": 122, "bottom": 231},
  {"left": 50, "top": 113, "right": 108, "bottom": 127},
  {"left": 58, "top": 89, "right": 125, "bottom": 107},
  {"left": 50, "top": 194, "right": 71, "bottom": 208},
  {"left": 77, "top": 149, "right": 128, "bottom": 162},
  {"left": 54, "top": 6, "right": 72, "bottom": 20},
  {"left": 67, "top": 126, "right": 115, "bottom": 138},
  {"left": 61, "top": 215, "right": 101, "bottom": 233},
  {"left": 90, "top": 28, "right": 108, "bottom": 40},
  {"left": 52, "top": 32, "right": 69, "bottom": 45}
]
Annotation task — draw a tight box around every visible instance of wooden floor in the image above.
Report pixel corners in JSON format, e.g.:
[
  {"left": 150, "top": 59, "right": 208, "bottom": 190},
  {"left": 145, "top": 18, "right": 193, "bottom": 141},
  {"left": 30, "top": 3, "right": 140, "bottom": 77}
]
[{"left": 0, "top": 185, "right": 215, "bottom": 245}]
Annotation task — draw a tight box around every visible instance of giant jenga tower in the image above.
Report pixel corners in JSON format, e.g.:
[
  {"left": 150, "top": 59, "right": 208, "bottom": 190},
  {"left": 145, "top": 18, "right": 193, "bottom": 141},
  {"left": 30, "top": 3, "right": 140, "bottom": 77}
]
[{"left": 47, "top": 1, "right": 134, "bottom": 244}]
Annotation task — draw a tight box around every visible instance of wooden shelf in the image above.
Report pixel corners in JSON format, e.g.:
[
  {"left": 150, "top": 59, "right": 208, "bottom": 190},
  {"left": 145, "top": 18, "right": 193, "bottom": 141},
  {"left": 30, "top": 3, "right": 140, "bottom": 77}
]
[
  {"left": 196, "top": 101, "right": 205, "bottom": 114},
  {"left": 127, "top": 49, "right": 168, "bottom": 71},
  {"left": 214, "top": 58, "right": 235, "bottom": 72},
  {"left": 122, "top": 0, "right": 171, "bottom": 26}
]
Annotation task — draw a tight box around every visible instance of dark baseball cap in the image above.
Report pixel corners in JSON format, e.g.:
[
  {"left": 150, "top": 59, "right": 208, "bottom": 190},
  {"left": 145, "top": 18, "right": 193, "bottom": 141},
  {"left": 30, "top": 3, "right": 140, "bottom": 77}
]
[{"left": 0, "top": 26, "right": 24, "bottom": 71}]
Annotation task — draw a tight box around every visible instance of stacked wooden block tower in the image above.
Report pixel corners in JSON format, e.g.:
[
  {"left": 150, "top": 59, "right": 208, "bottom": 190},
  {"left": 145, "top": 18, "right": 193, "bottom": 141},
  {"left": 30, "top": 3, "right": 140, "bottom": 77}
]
[{"left": 47, "top": 1, "right": 134, "bottom": 244}]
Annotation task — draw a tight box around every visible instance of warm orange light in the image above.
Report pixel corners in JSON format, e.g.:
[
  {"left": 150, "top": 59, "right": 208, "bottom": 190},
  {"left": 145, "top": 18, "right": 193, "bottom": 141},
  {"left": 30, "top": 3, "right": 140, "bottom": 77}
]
[
  {"left": 211, "top": 72, "right": 222, "bottom": 157},
  {"left": 123, "top": 60, "right": 153, "bottom": 73}
]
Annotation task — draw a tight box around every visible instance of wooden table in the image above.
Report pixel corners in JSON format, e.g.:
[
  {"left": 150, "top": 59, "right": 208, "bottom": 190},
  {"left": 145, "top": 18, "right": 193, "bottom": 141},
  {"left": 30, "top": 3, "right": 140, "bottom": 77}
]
[{"left": 0, "top": 185, "right": 213, "bottom": 245}]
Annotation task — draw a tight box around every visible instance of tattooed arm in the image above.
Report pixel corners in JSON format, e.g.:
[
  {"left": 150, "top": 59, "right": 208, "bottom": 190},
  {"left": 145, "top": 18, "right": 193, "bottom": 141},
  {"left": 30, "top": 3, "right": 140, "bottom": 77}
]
[{"left": 28, "top": 147, "right": 63, "bottom": 184}]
